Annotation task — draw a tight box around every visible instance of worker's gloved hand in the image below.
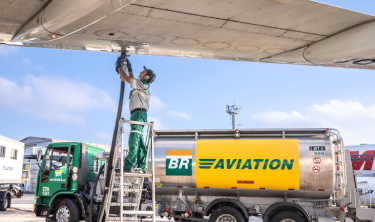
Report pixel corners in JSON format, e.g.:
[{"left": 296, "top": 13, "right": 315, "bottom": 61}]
[
  {"left": 126, "top": 58, "right": 132, "bottom": 72},
  {"left": 115, "top": 56, "right": 122, "bottom": 74}
]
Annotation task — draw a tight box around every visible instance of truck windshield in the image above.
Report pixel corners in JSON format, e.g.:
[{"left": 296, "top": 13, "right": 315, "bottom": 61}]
[
  {"left": 41, "top": 147, "right": 73, "bottom": 183},
  {"left": 43, "top": 147, "right": 73, "bottom": 171}
]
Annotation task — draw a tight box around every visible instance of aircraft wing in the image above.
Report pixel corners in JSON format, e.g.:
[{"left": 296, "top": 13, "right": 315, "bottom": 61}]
[{"left": 2, "top": 0, "right": 375, "bottom": 70}]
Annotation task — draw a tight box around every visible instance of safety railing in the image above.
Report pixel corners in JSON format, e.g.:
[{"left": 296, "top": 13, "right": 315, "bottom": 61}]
[
  {"left": 328, "top": 129, "right": 347, "bottom": 200},
  {"left": 350, "top": 188, "right": 372, "bottom": 208}
]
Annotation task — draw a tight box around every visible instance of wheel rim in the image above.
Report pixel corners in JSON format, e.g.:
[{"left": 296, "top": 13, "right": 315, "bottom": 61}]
[
  {"left": 4, "top": 197, "right": 7, "bottom": 209},
  {"left": 216, "top": 214, "right": 237, "bottom": 222},
  {"left": 56, "top": 206, "right": 70, "bottom": 222},
  {"left": 281, "top": 219, "right": 296, "bottom": 222}
]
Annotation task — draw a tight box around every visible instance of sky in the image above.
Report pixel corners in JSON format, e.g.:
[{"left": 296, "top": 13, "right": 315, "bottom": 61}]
[{"left": 1, "top": 0, "right": 375, "bottom": 146}]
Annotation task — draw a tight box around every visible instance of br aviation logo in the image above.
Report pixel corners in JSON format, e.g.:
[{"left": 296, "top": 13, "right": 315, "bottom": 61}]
[
  {"left": 166, "top": 150, "right": 192, "bottom": 176},
  {"left": 199, "top": 159, "right": 295, "bottom": 170}
]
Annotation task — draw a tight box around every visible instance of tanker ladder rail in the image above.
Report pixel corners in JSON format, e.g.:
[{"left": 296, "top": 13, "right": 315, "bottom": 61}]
[{"left": 98, "top": 118, "right": 156, "bottom": 222}]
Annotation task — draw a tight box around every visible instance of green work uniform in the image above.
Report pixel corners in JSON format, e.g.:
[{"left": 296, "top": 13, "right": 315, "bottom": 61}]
[
  {"left": 124, "top": 110, "right": 148, "bottom": 171},
  {"left": 124, "top": 79, "right": 150, "bottom": 171}
]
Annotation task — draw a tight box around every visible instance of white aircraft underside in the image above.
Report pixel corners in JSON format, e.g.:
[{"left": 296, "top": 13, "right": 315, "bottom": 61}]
[{"left": 2, "top": 0, "right": 375, "bottom": 70}]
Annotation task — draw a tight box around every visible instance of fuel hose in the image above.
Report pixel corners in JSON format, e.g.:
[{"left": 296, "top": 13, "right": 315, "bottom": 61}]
[{"left": 97, "top": 54, "right": 126, "bottom": 221}]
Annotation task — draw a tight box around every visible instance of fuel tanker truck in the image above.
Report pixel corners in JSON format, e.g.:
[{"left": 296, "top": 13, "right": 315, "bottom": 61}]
[{"left": 34, "top": 128, "right": 375, "bottom": 222}]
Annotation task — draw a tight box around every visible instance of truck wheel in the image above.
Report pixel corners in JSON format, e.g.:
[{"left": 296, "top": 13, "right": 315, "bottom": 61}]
[
  {"left": 0, "top": 195, "right": 10, "bottom": 211},
  {"left": 209, "top": 206, "right": 245, "bottom": 222},
  {"left": 53, "top": 199, "right": 80, "bottom": 222},
  {"left": 270, "top": 211, "right": 306, "bottom": 222}
]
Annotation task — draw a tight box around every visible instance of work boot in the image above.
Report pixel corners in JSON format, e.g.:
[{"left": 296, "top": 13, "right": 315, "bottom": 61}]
[
  {"left": 115, "top": 168, "right": 132, "bottom": 173},
  {"left": 124, "top": 168, "right": 132, "bottom": 173},
  {"left": 134, "top": 169, "right": 147, "bottom": 174}
]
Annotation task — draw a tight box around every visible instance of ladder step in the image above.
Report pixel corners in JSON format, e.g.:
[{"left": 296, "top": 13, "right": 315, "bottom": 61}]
[
  {"left": 115, "top": 173, "right": 153, "bottom": 178},
  {"left": 110, "top": 203, "right": 138, "bottom": 206},
  {"left": 108, "top": 217, "right": 137, "bottom": 221},
  {"left": 112, "top": 188, "right": 145, "bottom": 192},
  {"left": 123, "top": 210, "right": 155, "bottom": 215}
]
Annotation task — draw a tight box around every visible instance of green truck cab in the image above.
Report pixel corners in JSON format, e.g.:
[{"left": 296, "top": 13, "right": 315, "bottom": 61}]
[{"left": 35, "top": 142, "right": 104, "bottom": 222}]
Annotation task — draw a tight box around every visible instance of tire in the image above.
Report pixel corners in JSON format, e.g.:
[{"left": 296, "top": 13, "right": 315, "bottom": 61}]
[
  {"left": 270, "top": 211, "right": 306, "bottom": 222},
  {"left": 53, "top": 199, "right": 80, "bottom": 222},
  {"left": 0, "top": 195, "right": 10, "bottom": 211},
  {"left": 209, "top": 206, "right": 245, "bottom": 222}
]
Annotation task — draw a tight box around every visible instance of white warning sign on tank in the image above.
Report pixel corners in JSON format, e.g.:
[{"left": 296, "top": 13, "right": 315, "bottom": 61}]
[
  {"left": 313, "top": 157, "right": 321, "bottom": 164},
  {"left": 312, "top": 165, "right": 321, "bottom": 173}
]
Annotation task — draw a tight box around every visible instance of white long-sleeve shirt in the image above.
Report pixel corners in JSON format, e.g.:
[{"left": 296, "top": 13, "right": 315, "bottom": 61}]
[{"left": 129, "top": 78, "right": 150, "bottom": 112}]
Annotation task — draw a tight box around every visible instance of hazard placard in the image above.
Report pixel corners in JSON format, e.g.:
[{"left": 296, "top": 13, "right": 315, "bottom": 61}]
[
  {"left": 313, "top": 157, "right": 321, "bottom": 164},
  {"left": 312, "top": 165, "right": 321, "bottom": 173},
  {"left": 72, "top": 174, "right": 78, "bottom": 180}
]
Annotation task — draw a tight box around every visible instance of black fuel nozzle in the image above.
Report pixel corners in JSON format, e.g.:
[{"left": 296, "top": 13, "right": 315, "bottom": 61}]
[{"left": 115, "top": 50, "right": 130, "bottom": 74}]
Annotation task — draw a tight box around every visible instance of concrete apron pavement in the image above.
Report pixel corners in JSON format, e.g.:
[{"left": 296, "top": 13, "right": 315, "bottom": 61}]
[
  {"left": 1, "top": 194, "right": 264, "bottom": 222},
  {"left": 0, "top": 193, "right": 44, "bottom": 222}
]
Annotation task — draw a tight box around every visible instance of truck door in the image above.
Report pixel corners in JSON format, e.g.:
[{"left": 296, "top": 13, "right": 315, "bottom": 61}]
[{"left": 38, "top": 146, "right": 72, "bottom": 197}]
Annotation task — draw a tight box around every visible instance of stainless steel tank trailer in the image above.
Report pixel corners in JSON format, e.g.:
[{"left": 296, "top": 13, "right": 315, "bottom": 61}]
[{"left": 93, "top": 128, "right": 375, "bottom": 222}]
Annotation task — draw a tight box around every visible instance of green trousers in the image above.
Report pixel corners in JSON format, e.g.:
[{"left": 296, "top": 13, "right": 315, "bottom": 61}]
[{"left": 124, "top": 110, "right": 147, "bottom": 171}]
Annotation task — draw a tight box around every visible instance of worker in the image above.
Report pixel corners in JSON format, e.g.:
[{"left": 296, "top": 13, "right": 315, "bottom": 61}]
[{"left": 116, "top": 57, "right": 156, "bottom": 173}]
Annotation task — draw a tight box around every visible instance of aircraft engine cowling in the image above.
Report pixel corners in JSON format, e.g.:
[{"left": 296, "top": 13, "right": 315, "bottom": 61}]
[{"left": 13, "top": 0, "right": 133, "bottom": 43}]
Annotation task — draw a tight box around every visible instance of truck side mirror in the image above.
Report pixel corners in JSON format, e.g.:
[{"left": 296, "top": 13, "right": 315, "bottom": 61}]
[{"left": 37, "top": 149, "right": 42, "bottom": 162}]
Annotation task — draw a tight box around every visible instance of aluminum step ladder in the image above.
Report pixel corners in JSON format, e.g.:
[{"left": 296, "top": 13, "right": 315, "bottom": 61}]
[{"left": 98, "top": 118, "right": 156, "bottom": 222}]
